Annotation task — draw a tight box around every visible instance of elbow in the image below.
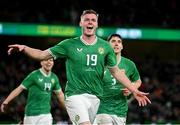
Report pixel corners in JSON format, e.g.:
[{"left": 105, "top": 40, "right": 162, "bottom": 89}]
[
  {"left": 39, "top": 50, "right": 51, "bottom": 61},
  {"left": 109, "top": 66, "right": 119, "bottom": 75}
]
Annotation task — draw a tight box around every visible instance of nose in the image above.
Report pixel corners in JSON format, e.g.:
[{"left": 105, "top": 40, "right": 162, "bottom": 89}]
[
  {"left": 88, "top": 20, "right": 92, "bottom": 24},
  {"left": 115, "top": 41, "right": 119, "bottom": 45}
]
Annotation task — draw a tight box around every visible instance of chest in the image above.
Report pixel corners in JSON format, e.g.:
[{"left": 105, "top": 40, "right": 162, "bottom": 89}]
[
  {"left": 67, "top": 44, "right": 106, "bottom": 66},
  {"left": 34, "top": 76, "right": 55, "bottom": 91}
]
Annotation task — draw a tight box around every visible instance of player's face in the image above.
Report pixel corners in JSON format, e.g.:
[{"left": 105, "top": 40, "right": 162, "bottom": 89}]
[
  {"left": 41, "top": 58, "right": 54, "bottom": 72},
  {"left": 109, "top": 36, "right": 123, "bottom": 54},
  {"left": 80, "top": 13, "right": 98, "bottom": 37}
]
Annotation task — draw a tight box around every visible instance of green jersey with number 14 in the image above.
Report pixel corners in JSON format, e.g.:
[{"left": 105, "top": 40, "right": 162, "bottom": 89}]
[{"left": 21, "top": 69, "right": 61, "bottom": 116}]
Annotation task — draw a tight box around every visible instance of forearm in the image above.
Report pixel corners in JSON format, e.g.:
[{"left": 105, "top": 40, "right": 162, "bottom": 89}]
[
  {"left": 3, "top": 86, "right": 23, "bottom": 104},
  {"left": 56, "top": 91, "right": 65, "bottom": 109},
  {"left": 133, "top": 79, "right": 142, "bottom": 89},
  {"left": 23, "top": 46, "right": 49, "bottom": 61},
  {"left": 110, "top": 67, "right": 137, "bottom": 93}
]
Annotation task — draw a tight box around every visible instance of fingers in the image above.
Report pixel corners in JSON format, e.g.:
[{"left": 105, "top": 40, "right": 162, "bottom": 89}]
[
  {"left": 7, "top": 44, "right": 17, "bottom": 55},
  {"left": 0, "top": 104, "right": 5, "bottom": 112},
  {"left": 138, "top": 98, "right": 145, "bottom": 107},
  {"left": 137, "top": 91, "right": 149, "bottom": 96},
  {"left": 142, "top": 97, "right": 147, "bottom": 106},
  {"left": 138, "top": 96, "right": 151, "bottom": 107},
  {"left": 7, "top": 48, "right": 13, "bottom": 55},
  {"left": 121, "top": 88, "right": 127, "bottom": 91},
  {"left": 134, "top": 90, "right": 151, "bottom": 107},
  {"left": 144, "top": 96, "right": 151, "bottom": 104},
  {"left": 7, "top": 44, "right": 23, "bottom": 55},
  {"left": 138, "top": 99, "right": 141, "bottom": 106}
]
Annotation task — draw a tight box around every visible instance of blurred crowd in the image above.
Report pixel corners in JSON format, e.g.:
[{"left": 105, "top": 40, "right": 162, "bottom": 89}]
[
  {"left": 0, "top": 0, "right": 180, "bottom": 28},
  {"left": 127, "top": 55, "right": 180, "bottom": 124},
  {"left": 0, "top": 45, "right": 180, "bottom": 124}
]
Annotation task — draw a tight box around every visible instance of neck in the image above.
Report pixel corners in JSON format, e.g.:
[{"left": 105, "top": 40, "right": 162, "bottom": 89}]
[
  {"left": 41, "top": 68, "right": 50, "bottom": 75},
  {"left": 82, "top": 35, "right": 96, "bottom": 44},
  {"left": 116, "top": 52, "right": 121, "bottom": 64}
]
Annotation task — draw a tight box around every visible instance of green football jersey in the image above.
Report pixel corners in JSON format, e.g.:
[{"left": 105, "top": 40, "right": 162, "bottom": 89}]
[
  {"left": 21, "top": 68, "right": 61, "bottom": 116},
  {"left": 98, "top": 56, "right": 140, "bottom": 117},
  {"left": 49, "top": 37, "right": 116, "bottom": 98}
]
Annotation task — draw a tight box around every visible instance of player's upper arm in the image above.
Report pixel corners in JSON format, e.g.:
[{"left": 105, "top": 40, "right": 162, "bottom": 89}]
[{"left": 54, "top": 89, "right": 62, "bottom": 95}]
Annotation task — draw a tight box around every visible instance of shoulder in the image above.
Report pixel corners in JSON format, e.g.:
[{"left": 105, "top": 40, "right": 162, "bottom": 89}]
[
  {"left": 97, "top": 37, "right": 109, "bottom": 44},
  {"left": 51, "top": 72, "right": 59, "bottom": 79},
  {"left": 122, "top": 56, "right": 135, "bottom": 65},
  {"left": 56, "top": 37, "right": 80, "bottom": 46},
  {"left": 51, "top": 71, "right": 57, "bottom": 76},
  {"left": 29, "top": 69, "right": 39, "bottom": 75},
  {"left": 62, "top": 37, "right": 80, "bottom": 43},
  {"left": 97, "top": 37, "right": 112, "bottom": 49},
  {"left": 24, "top": 69, "right": 39, "bottom": 80}
]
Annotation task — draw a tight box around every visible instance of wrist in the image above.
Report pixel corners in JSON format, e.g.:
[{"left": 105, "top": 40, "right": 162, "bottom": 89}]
[{"left": 22, "top": 45, "right": 26, "bottom": 52}]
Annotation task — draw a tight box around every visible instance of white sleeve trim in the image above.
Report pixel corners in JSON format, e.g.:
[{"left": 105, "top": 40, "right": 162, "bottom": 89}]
[
  {"left": 53, "top": 88, "right": 61, "bottom": 93},
  {"left": 20, "top": 84, "right": 27, "bottom": 90},
  {"left": 48, "top": 49, "right": 57, "bottom": 60}
]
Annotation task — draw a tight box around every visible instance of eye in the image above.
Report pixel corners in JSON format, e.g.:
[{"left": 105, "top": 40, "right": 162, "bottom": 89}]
[
  {"left": 91, "top": 18, "right": 97, "bottom": 22},
  {"left": 110, "top": 40, "right": 116, "bottom": 43}
]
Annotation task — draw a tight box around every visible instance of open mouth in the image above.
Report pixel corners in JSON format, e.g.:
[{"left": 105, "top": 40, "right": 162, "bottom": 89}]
[
  {"left": 114, "top": 47, "right": 119, "bottom": 50},
  {"left": 87, "top": 26, "right": 93, "bottom": 30}
]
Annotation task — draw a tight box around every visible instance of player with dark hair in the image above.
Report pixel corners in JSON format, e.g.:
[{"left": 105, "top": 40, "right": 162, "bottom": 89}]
[{"left": 95, "top": 33, "right": 144, "bottom": 125}]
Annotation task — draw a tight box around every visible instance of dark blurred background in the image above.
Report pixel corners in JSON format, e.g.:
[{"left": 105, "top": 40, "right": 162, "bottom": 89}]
[{"left": 0, "top": 0, "right": 180, "bottom": 124}]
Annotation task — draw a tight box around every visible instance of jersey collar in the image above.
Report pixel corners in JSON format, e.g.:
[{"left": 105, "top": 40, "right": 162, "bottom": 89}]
[
  {"left": 117, "top": 55, "right": 121, "bottom": 65},
  {"left": 80, "top": 36, "right": 97, "bottom": 45},
  {"left": 40, "top": 68, "right": 51, "bottom": 77}
]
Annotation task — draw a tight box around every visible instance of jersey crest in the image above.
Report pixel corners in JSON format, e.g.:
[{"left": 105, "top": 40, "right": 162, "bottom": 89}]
[
  {"left": 98, "top": 47, "right": 104, "bottom": 54},
  {"left": 51, "top": 79, "right": 55, "bottom": 84}
]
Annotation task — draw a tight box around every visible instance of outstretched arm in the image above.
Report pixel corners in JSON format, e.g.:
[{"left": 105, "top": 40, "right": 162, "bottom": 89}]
[
  {"left": 109, "top": 66, "right": 139, "bottom": 94},
  {"left": 121, "top": 79, "right": 150, "bottom": 106},
  {"left": 109, "top": 66, "right": 151, "bottom": 106},
  {"left": 8, "top": 44, "right": 52, "bottom": 61},
  {"left": 122, "top": 79, "right": 141, "bottom": 96},
  {"left": 1, "top": 85, "right": 24, "bottom": 112}
]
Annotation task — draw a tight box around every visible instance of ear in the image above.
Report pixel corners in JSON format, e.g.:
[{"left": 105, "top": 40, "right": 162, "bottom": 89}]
[
  {"left": 95, "top": 24, "right": 98, "bottom": 29},
  {"left": 40, "top": 61, "right": 43, "bottom": 66},
  {"left": 79, "top": 21, "right": 82, "bottom": 27},
  {"left": 121, "top": 45, "right": 123, "bottom": 50}
]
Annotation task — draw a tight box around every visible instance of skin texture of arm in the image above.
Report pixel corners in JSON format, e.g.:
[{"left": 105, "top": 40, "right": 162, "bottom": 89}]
[
  {"left": 122, "top": 79, "right": 142, "bottom": 96},
  {"left": 109, "top": 66, "right": 138, "bottom": 93},
  {"left": 8, "top": 44, "right": 52, "bottom": 61},
  {"left": 1, "top": 85, "right": 24, "bottom": 112},
  {"left": 109, "top": 66, "right": 151, "bottom": 106},
  {"left": 54, "top": 90, "right": 66, "bottom": 109}
]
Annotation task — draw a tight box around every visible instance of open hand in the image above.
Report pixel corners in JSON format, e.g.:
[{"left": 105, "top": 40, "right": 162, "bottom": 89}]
[
  {"left": 133, "top": 92, "right": 151, "bottom": 106},
  {"left": 0, "top": 103, "right": 8, "bottom": 112},
  {"left": 8, "top": 44, "right": 26, "bottom": 55}
]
